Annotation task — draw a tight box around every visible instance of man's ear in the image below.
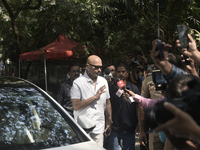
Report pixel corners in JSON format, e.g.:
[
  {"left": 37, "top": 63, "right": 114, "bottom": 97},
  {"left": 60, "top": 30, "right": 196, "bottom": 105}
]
[{"left": 85, "top": 64, "right": 90, "bottom": 72}]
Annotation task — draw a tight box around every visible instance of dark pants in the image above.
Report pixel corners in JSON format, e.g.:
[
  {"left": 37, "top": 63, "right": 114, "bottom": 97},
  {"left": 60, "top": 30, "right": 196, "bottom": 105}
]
[{"left": 108, "top": 131, "right": 135, "bottom": 150}]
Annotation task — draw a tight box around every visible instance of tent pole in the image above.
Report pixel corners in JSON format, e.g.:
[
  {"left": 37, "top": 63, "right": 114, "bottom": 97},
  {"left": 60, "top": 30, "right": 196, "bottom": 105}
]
[
  {"left": 44, "top": 59, "right": 48, "bottom": 92},
  {"left": 19, "top": 60, "right": 20, "bottom": 78}
]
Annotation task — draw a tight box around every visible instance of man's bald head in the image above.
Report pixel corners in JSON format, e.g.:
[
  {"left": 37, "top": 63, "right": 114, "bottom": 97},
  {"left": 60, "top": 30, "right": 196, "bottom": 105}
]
[
  {"left": 86, "top": 55, "right": 103, "bottom": 80},
  {"left": 87, "top": 55, "right": 102, "bottom": 65}
]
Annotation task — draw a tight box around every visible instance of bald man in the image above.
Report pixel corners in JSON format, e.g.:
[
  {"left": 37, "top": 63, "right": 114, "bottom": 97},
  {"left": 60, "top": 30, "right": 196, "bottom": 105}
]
[{"left": 70, "top": 55, "right": 112, "bottom": 147}]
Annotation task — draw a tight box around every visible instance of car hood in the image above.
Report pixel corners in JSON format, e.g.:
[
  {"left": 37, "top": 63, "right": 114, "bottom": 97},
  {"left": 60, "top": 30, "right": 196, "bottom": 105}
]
[{"left": 42, "top": 141, "right": 105, "bottom": 150}]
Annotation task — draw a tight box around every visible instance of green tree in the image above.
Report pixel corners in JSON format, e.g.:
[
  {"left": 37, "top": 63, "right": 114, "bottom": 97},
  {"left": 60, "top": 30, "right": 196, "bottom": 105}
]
[{"left": 0, "top": 0, "right": 200, "bottom": 75}]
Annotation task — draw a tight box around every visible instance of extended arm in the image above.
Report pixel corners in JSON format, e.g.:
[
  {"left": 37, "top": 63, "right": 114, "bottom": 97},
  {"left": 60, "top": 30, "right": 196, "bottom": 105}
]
[
  {"left": 104, "top": 99, "right": 112, "bottom": 137},
  {"left": 125, "top": 89, "right": 164, "bottom": 108},
  {"left": 134, "top": 94, "right": 164, "bottom": 108},
  {"left": 137, "top": 105, "right": 147, "bottom": 147},
  {"left": 177, "top": 34, "right": 200, "bottom": 66},
  {"left": 154, "top": 102, "right": 200, "bottom": 143},
  {"left": 71, "top": 85, "right": 106, "bottom": 111},
  {"left": 151, "top": 39, "right": 187, "bottom": 83}
]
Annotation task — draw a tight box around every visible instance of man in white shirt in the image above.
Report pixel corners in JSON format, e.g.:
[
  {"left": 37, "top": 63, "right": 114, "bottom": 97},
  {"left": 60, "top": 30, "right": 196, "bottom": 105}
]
[{"left": 71, "top": 55, "right": 112, "bottom": 147}]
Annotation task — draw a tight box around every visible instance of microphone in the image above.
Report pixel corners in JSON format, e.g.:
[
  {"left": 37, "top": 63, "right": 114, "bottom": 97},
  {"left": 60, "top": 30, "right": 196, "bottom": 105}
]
[
  {"left": 104, "top": 68, "right": 113, "bottom": 79},
  {"left": 115, "top": 78, "right": 125, "bottom": 97},
  {"left": 116, "top": 78, "right": 126, "bottom": 89},
  {"left": 116, "top": 78, "right": 135, "bottom": 103}
]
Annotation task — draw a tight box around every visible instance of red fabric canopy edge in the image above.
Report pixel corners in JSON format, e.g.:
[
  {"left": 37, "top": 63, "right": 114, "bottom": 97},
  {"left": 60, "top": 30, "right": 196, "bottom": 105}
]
[{"left": 19, "top": 35, "right": 80, "bottom": 60}]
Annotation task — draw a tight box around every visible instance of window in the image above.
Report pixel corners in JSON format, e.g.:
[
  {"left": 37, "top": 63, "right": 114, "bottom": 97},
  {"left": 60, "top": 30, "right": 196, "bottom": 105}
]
[{"left": 0, "top": 85, "right": 83, "bottom": 149}]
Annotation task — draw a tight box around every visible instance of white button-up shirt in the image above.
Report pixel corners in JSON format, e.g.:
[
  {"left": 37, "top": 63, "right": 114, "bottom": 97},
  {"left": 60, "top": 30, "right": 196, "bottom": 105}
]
[{"left": 71, "top": 72, "right": 110, "bottom": 134}]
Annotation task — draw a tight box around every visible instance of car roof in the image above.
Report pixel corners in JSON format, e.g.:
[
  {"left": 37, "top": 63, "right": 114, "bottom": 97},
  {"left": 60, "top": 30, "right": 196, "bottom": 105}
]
[{"left": 0, "top": 76, "right": 28, "bottom": 85}]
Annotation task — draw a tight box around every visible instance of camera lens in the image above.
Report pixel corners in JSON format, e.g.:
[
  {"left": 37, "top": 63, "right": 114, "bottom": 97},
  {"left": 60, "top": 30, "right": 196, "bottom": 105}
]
[{"left": 144, "top": 101, "right": 175, "bottom": 129}]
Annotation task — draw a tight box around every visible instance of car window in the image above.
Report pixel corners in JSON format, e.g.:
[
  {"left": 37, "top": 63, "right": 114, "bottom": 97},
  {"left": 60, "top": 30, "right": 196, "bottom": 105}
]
[{"left": 0, "top": 84, "right": 85, "bottom": 150}]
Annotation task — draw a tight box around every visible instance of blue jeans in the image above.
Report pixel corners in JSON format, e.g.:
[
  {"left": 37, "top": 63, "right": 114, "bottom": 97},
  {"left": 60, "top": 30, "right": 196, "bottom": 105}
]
[{"left": 108, "top": 131, "right": 135, "bottom": 150}]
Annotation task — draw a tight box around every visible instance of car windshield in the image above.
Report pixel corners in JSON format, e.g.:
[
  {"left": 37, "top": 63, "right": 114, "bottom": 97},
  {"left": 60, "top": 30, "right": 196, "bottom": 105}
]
[{"left": 0, "top": 79, "right": 85, "bottom": 150}]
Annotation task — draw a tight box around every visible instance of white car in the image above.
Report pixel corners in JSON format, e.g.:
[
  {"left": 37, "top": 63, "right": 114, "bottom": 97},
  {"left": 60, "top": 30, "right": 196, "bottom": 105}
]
[{"left": 0, "top": 76, "right": 104, "bottom": 150}]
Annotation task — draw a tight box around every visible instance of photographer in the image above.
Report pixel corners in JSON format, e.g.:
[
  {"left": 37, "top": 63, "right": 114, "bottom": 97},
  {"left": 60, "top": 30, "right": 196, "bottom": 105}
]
[
  {"left": 146, "top": 74, "right": 200, "bottom": 149},
  {"left": 125, "top": 72, "right": 167, "bottom": 150},
  {"left": 177, "top": 34, "right": 200, "bottom": 67},
  {"left": 125, "top": 54, "right": 145, "bottom": 92},
  {"left": 150, "top": 40, "right": 187, "bottom": 83},
  {"left": 139, "top": 53, "right": 180, "bottom": 150},
  {"left": 151, "top": 33, "right": 200, "bottom": 83},
  {"left": 154, "top": 102, "right": 200, "bottom": 150},
  {"left": 102, "top": 64, "right": 116, "bottom": 83}
]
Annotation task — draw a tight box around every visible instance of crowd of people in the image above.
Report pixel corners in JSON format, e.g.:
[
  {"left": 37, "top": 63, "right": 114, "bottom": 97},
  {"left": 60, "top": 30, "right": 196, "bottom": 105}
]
[{"left": 56, "top": 33, "right": 200, "bottom": 150}]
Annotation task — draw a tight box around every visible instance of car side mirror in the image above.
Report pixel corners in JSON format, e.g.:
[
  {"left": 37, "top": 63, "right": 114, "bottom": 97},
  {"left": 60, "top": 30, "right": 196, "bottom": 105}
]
[{"left": 77, "top": 115, "right": 96, "bottom": 133}]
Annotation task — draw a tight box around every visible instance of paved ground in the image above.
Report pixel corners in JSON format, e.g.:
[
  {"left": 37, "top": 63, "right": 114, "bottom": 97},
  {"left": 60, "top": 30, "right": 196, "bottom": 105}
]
[
  {"left": 104, "top": 135, "right": 141, "bottom": 150},
  {"left": 135, "top": 135, "right": 140, "bottom": 150}
]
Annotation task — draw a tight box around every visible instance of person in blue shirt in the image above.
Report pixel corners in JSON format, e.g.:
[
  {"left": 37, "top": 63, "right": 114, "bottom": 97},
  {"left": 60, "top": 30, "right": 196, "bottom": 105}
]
[{"left": 150, "top": 34, "right": 199, "bottom": 83}]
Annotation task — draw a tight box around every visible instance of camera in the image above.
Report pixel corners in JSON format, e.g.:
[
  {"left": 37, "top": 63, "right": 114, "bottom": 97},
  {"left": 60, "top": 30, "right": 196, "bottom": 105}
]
[
  {"left": 156, "top": 41, "right": 164, "bottom": 59},
  {"left": 130, "top": 60, "right": 140, "bottom": 67},
  {"left": 144, "top": 83, "right": 200, "bottom": 129},
  {"left": 152, "top": 70, "right": 167, "bottom": 91}
]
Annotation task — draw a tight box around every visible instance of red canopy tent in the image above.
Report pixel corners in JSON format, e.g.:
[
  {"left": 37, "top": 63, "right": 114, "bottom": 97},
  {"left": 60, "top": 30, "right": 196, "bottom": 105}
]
[
  {"left": 19, "top": 35, "right": 79, "bottom": 60},
  {"left": 19, "top": 35, "right": 81, "bottom": 91}
]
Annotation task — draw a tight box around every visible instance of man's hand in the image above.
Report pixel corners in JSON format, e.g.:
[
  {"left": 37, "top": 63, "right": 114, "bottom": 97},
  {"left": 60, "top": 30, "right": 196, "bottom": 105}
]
[
  {"left": 139, "top": 130, "right": 147, "bottom": 147},
  {"left": 136, "top": 64, "right": 144, "bottom": 70},
  {"left": 154, "top": 102, "right": 200, "bottom": 141},
  {"left": 105, "top": 99, "right": 112, "bottom": 137},
  {"left": 124, "top": 89, "right": 135, "bottom": 98},
  {"left": 104, "top": 124, "right": 112, "bottom": 137},
  {"left": 150, "top": 39, "right": 172, "bottom": 75},
  {"left": 176, "top": 34, "right": 198, "bottom": 58},
  {"left": 123, "top": 89, "right": 137, "bottom": 103},
  {"left": 181, "top": 55, "right": 199, "bottom": 77},
  {"left": 135, "top": 124, "right": 140, "bottom": 137},
  {"left": 94, "top": 85, "right": 106, "bottom": 99},
  {"left": 176, "top": 34, "right": 200, "bottom": 66},
  {"left": 150, "top": 40, "right": 172, "bottom": 63},
  {"left": 138, "top": 51, "right": 148, "bottom": 64},
  {"left": 163, "top": 130, "right": 197, "bottom": 150}
]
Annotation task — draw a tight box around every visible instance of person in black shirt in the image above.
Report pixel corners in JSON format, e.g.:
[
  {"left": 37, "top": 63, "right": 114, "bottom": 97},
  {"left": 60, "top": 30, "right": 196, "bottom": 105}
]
[
  {"left": 57, "top": 63, "right": 80, "bottom": 117},
  {"left": 108, "top": 62, "right": 142, "bottom": 150}
]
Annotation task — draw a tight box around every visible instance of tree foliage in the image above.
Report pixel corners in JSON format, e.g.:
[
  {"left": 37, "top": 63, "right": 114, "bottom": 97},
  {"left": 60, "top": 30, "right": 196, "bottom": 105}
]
[{"left": 0, "top": 0, "right": 200, "bottom": 70}]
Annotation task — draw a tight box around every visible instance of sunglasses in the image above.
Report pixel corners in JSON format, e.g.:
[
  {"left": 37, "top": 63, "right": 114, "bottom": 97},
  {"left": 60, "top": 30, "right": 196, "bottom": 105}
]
[{"left": 88, "top": 63, "right": 103, "bottom": 70}]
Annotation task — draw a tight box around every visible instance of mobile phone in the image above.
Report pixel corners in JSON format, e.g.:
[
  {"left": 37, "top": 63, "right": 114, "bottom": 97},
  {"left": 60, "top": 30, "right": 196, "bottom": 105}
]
[
  {"left": 177, "top": 25, "right": 189, "bottom": 48},
  {"left": 182, "top": 55, "right": 190, "bottom": 65},
  {"left": 152, "top": 70, "right": 167, "bottom": 91},
  {"left": 139, "top": 50, "right": 143, "bottom": 56},
  {"left": 130, "top": 60, "right": 140, "bottom": 68},
  {"left": 156, "top": 41, "right": 164, "bottom": 59},
  {"left": 106, "top": 128, "right": 110, "bottom": 135}
]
